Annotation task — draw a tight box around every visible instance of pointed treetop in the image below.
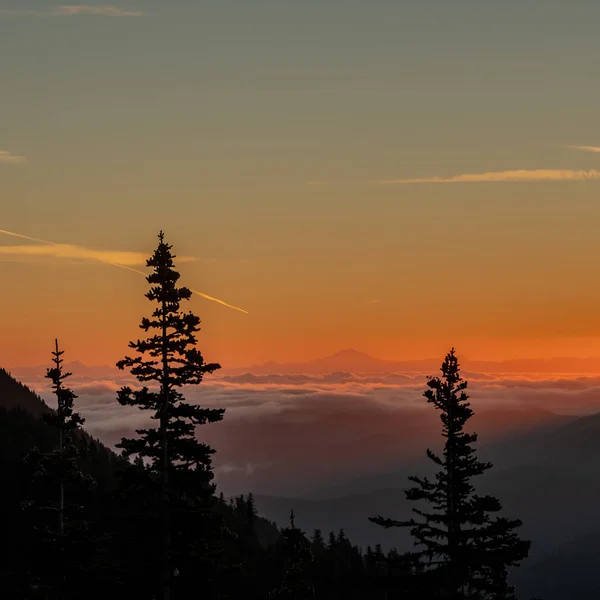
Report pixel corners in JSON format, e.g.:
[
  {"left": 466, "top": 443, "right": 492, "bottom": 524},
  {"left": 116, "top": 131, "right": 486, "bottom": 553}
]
[
  {"left": 290, "top": 509, "right": 296, "bottom": 529},
  {"left": 44, "top": 339, "right": 84, "bottom": 433},
  {"left": 443, "top": 348, "right": 460, "bottom": 379},
  {"left": 53, "top": 338, "right": 64, "bottom": 362},
  {"left": 46, "top": 339, "right": 75, "bottom": 393}
]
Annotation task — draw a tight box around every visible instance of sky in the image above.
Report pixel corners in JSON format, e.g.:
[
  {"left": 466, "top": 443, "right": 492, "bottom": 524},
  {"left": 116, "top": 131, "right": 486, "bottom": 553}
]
[{"left": 3, "top": 0, "right": 600, "bottom": 368}]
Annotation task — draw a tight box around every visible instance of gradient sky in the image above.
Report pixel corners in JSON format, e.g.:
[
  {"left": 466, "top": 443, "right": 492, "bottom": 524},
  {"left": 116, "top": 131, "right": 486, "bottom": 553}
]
[{"left": 3, "top": 0, "right": 600, "bottom": 367}]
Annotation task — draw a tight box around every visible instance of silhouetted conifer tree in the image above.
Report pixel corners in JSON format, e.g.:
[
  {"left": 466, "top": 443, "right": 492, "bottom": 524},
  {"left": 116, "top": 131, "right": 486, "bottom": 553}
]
[
  {"left": 271, "top": 510, "right": 315, "bottom": 599},
  {"left": 115, "top": 231, "right": 225, "bottom": 600},
  {"left": 311, "top": 529, "right": 325, "bottom": 555},
  {"left": 245, "top": 492, "right": 257, "bottom": 536},
  {"left": 370, "top": 349, "right": 530, "bottom": 599},
  {"left": 328, "top": 531, "right": 336, "bottom": 549},
  {"left": 23, "top": 341, "right": 93, "bottom": 598}
]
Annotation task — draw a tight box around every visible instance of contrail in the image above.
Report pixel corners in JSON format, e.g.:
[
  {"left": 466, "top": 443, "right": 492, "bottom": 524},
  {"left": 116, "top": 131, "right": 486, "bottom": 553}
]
[
  {"left": 0, "top": 228, "right": 248, "bottom": 314},
  {"left": 375, "top": 169, "right": 600, "bottom": 184},
  {"left": 0, "top": 228, "right": 57, "bottom": 245},
  {"left": 108, "top": 262, "right": 249, "bottom": 313}
]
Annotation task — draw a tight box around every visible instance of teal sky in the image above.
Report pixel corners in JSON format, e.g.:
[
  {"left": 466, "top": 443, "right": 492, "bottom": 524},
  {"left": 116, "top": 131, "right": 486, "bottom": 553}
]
[{"left": 3, "top": 0, "right": 600, "bottom": 367}]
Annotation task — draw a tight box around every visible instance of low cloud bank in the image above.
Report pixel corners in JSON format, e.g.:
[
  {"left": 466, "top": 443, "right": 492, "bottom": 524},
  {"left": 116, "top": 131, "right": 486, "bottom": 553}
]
[{"left": 13, "top": 366, "right": 600, "bottom": 496}]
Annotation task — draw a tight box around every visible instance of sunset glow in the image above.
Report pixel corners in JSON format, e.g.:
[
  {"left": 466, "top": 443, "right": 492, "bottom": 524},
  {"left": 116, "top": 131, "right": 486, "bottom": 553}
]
[
  {"left": 5, "top": 4, "right": 600, "bottom": 597},
  {"left": 2, "top": 1, "right": 600, "bottom": 372}
]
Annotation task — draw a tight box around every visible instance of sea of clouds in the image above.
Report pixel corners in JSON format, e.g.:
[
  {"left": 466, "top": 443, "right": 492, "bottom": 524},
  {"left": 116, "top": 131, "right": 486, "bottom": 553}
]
[{"left": 10, "top": 364, "right": 600, "bottom": 496}]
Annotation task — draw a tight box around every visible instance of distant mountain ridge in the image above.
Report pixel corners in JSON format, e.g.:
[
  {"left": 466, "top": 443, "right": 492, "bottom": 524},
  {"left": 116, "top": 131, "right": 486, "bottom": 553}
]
[
  {"left": 9, "top": 361, "right": 117, "bottom": 380},
  {"left": 241, "top": 348, "right": 600, "bottom": 374},
  {"left": 10, "top": 350, "right": 600, "bottom": 378}
]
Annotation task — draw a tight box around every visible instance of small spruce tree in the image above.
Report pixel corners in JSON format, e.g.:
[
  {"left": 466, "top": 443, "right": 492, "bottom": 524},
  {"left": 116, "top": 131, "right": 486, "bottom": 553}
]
[
  {"left": 245, "top": 492, "right": 257, "bottom": 537},
  {"left": 23, "top": 340, "right": 92, "bottom": 599},
  {"left": 44, "top": 339, "right": 86, "bottom": 540},
  {"left": 370, "top": 349, "right": 530, "bottom": 599},
  {"left": 270, "top": 510, "right": 315, "bottom": 599},
  {"left": 310, "top": 529, "right": 325, "bottom": 555},
  {"left": 115, "top": 231, "right": 225, "bottom": 600}
]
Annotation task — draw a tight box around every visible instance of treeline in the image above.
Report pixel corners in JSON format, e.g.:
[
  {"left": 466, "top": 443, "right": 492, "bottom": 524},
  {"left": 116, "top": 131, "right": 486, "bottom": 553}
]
[{"left": 0, "top": 232, "right": 536, "bottom": 599}]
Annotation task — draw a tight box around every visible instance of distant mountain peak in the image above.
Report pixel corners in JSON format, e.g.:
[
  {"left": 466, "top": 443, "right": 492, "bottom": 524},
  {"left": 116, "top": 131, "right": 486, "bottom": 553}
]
[
  {"left": 241, "top": 348, "right": 401, "bottom": 374},
  {"left": 330, "top": 348, "right": 371, "bottom": 358}
]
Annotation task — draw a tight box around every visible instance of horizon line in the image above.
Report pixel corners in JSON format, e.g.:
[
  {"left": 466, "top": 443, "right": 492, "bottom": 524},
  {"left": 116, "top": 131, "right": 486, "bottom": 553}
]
[{"left": 9, "top": 351, "right": 600, "bottom": 371}]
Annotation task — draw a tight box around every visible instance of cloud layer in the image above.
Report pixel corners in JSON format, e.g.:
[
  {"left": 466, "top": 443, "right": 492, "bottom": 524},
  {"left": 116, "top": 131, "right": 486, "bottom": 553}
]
[
  {"left": 0, "top": 242, "right": 202, "bottom": 266},
  {"left": 568, "top": 145, "right": 600, "bottom": 154},
  {"left": 12, "top": 364, "right": 600, "bottom": 497},
  {"left": 0, "top": 243, "right": 172, "bottom": 266},
  {"left": 0, "top": 150, "right": 25, "bottom": 165},
  {"left": 0, "top": 5, "right": 143, "bottom": 17},
  {"left": 375, "top": 169, "right": 600, "bottom": 184}
]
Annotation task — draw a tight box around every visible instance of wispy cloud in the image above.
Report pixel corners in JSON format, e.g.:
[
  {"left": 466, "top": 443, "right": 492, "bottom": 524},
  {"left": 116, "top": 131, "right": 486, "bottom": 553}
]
[
  {"left": 0, "top": 5, "right": 143, "bottom": 17},
  {"left": 53, "top": 5, "right": 142, "bottom": 16},
  {"left": 375, "top": 169, "right": 600, "bottom": 184},
  {"left": 215, "top": 462, "right": 270, "bottom": 476},
  {"left": 0, "top": 150, "right": 25, "bottom": 165},
  {"left": 568, "top": 145, "right": 600, "bottom": 154},
  {"left": 0, "top": 243, "right": 178, "bottom": 266},
  {"left": 0, "top": 228, "right": 248, "bottom": 314},
  {"left": 304, "top": 180, "right": 362, "bottom": 186}
]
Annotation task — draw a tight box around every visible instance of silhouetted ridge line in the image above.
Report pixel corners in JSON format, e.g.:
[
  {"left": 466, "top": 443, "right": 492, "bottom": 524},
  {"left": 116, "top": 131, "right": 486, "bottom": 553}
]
[
  {"left": 0, "top": 367, "right": 51, "bottom": 416},
  {"left": 242, "top": 351, "right": 600, "bottom": 375}
]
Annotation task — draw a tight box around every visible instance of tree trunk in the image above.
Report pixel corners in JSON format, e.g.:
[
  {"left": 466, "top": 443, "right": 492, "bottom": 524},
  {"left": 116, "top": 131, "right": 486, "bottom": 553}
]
[
  {"left": 56, "top": 339, "right": 66, "bottom": 600},
  {"left": 446, "top": 397, "right": 458, "bottom": 599},
  {"left": 161, "top": 304, "right": 171, "bottom": 600},
  {"left": 59, "top": 430, "right": 64, "bottom": 535}
]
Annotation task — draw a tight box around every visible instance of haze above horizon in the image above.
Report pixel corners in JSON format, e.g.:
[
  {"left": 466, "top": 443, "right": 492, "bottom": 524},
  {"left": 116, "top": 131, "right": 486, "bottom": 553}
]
[{"left": 11, "top": 348, "right": 600, "bottom": 377}]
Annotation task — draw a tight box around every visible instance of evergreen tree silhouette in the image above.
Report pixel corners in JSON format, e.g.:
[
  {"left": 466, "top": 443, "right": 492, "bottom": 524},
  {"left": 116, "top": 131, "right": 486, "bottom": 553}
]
[
  {"left": 45, "top": 340, "right": 86, "bottom": 533},
  {"left": 310, "top": 529, "right": 325, "bottom": 555},
  {"left": 115, "top": 231, "right": 224, "bottom": 600},
  {"left": 370, "top": 349, "right": 530, "bottom": 599},
  {"left": 270, "top": 510, "right": 315, "bottom": 599},
  {"left": 328, "top": 531, "right": 336, "bottom": 549},
  {"left": 23, "top": 340, "right": 93, "bottom": 599},
  {"left": 245, "top": 492, "right": 257, "bottom": 537}
]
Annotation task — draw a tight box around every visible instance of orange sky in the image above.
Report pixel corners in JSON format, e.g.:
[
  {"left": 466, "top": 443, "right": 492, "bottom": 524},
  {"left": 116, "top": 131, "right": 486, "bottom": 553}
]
[
  {"left": 2, "top": 214, "right": 600, "bottom": 369},
  {"left": 3, "top": 229, "right": 600, "bottom": 370},
  {"left": 3, "top": 2, "right": 600, "bottom": 368}
]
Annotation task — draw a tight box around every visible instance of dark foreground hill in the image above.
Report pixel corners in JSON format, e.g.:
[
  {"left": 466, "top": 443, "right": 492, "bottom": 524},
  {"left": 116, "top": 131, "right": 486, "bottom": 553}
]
[
  {"left": 0, "top": 367, "right": 123, "bottom": 493},
  {"left": 0, "top": 367, "right": 277, "bottom": 530},
  {"left": 0, "top": 368, "right": 282, "bottom": 598},
  {"left": 0, "top": 368, "right": 51, "bottom": 416}
]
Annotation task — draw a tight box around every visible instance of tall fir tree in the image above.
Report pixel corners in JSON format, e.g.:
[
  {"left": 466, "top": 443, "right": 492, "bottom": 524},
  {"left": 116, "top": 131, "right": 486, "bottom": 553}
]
[
  {"left": 370, "top": 349, "right": 530, "bottom": 599},
  {"left": 22, "top": 340, "right": 92, "bottom": 599},
  {"left": 115, "top": 231, "right": 225, "bottom": 600}
]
